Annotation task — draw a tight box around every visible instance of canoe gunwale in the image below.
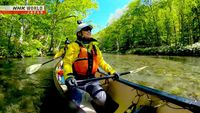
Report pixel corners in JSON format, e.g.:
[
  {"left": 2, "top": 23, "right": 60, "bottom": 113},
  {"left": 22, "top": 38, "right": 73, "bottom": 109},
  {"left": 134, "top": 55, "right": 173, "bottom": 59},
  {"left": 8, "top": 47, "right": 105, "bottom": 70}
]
[{"left": 117, "top": 78, "right": 200, "bottom": 112}]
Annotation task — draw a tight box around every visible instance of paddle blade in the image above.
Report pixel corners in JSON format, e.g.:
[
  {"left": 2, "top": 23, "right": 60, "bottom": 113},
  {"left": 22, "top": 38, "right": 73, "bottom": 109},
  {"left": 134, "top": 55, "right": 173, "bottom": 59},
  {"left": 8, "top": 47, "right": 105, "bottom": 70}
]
[
  {"left": 130, "top": 66, "right": 148, "bottom": 74},
  {"left": 26, "top": 64, "right": 42, "bottom": 74}
]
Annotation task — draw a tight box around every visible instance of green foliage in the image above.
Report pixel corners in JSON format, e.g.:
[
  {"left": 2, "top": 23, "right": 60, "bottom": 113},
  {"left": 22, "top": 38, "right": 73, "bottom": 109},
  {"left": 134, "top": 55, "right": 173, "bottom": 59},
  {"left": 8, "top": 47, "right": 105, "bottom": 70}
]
[
  {"left": 1, "top": 0, "right": 199, "bottom": 57},
  {"left": 96, "top": 0, "right": 200, "bottom": 55},
  {"left": 0, "top": 0, "right": 97, "bottom": 58},
  {"left": 21, "top": 40, "right": 43, "bottom": 57},
  {"left": 126, "top": 42, "right": 200, "bottom": 56}
]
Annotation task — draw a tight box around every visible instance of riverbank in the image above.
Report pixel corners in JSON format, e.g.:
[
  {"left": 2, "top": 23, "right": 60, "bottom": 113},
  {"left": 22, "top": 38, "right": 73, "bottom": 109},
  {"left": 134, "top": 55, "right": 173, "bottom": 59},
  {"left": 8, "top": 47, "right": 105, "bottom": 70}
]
[
  {"left": 110, "top": 42, "right": 200, "bottom": 56},
  {"left": 1, "top": 43, "right": 200, "bottom": 59}
]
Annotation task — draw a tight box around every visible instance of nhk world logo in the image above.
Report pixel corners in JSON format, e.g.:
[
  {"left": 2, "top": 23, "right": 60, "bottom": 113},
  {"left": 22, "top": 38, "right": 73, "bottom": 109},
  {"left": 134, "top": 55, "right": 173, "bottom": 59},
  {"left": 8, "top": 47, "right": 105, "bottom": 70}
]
[{"left": 0, "top": 5, "right": 46, "bottom": 14}]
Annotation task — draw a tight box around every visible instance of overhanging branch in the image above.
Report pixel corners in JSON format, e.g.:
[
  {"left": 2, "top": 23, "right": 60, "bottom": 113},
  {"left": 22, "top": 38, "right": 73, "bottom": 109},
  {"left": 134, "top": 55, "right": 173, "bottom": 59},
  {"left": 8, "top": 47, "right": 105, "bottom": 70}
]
[{"left": 56, "top": 15, "right": 77, "bottom": 23}]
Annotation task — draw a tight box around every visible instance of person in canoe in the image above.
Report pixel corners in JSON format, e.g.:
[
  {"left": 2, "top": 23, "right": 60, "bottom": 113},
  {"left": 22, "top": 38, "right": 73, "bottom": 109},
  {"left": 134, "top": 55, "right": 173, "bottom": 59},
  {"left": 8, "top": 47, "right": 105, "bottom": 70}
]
[
  {"left": 54, "top": 21, "right": 120, "bottom": 107},
  {"left": 53, "top": 38, "right": 70, "bottom": 59}
]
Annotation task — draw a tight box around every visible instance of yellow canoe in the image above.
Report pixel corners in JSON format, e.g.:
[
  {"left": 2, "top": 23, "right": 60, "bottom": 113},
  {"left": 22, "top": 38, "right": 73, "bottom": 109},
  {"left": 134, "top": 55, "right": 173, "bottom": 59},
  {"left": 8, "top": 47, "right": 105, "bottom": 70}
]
[{"left": 54, "top": 61, "right": 200, "bottom": 113}]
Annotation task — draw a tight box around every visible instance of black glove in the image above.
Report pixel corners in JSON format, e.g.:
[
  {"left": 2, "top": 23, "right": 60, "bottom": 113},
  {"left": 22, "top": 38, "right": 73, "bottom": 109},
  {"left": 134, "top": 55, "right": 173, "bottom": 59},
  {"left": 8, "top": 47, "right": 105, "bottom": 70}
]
[
  {"left": 113, "top": 72, "right": 120, "bottom": 80},
  {"left": 65, "top": 78, "right": 77, "bottom": 87}
]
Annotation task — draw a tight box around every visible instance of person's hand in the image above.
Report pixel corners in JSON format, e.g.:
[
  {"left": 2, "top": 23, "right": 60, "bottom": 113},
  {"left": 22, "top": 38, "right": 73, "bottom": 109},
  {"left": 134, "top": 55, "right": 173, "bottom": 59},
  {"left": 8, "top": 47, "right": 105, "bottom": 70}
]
[
  {"left": 65, "top": 78, "right": 77, "bottom": 87},
  {"left": 113, "top": 72, "right": 120, "bottom": 80}
]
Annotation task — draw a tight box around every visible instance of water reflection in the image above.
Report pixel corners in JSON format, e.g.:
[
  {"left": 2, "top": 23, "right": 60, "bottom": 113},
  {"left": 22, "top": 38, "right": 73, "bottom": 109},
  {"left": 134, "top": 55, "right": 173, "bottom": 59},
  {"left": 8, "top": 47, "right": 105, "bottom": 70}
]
[{"left": 0, "top": 57, "right": 55, "bottom": 113}]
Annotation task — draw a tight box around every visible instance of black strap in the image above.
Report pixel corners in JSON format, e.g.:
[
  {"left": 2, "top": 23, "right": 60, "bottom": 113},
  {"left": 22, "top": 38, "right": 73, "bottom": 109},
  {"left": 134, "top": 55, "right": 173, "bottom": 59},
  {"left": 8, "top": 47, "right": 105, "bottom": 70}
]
[
  {"left": 87, "top": 51, "right": 93, "bottom": 78},
  {"left": 92, "top": 89, "right": 104, "bottom": 98},
  {"left": 124, "top": 102, "right": 137, "bottom": 113},
  {"left": 75, "top": 40, "right": 83, "bottom": 47},
  {"left": 92, "top": 45, "right": 97, "bottom": 55},
  {"left": 62, "top": 38, "right": 70, "bottom": 58}
]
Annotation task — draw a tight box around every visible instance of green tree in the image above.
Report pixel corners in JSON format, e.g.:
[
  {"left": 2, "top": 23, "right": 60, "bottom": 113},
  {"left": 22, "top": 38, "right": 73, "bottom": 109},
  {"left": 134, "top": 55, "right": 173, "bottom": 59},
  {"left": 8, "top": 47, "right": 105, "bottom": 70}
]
[
  {"left": 0, "top": 0, "right": 97, "bottom": 57},
  {"left": 96, "top": 0, "right": 200, "bottom": 52}
]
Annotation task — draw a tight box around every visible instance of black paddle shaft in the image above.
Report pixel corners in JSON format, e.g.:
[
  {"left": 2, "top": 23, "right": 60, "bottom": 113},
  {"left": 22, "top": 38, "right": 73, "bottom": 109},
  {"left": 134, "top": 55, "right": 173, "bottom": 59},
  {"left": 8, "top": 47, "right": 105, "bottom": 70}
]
[
  {"left": 42, "top": 58, "right": 55, "bottom": 65},
  {"left": 120, "top": 71, "right": 131, "bottom": 75},
  {"left": 77, "top": 71, "right": 131, "bottom": 84},
  {"left": 77, "top": 76, "right": 113, "bottom": 84},
  {"left": 42, "top": 56, "right": 61, "bottom": 65}
]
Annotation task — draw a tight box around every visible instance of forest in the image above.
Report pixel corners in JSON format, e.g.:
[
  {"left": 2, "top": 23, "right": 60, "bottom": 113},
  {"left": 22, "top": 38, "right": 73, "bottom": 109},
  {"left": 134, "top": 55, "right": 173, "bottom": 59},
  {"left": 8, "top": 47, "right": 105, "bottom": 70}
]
[
  {"left": 96, "top": 0, "right": 200, "bottom": 56},
  {"left": 0, "top": 0, "right": 97, "bottom": 58},
  {"left": 0, "top": 0, "right": 200, "bottom": 58}
]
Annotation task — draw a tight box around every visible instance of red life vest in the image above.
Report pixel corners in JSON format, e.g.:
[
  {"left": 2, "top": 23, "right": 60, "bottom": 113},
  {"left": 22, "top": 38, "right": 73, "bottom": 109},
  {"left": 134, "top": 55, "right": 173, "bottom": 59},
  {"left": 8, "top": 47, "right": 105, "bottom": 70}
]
[{"left": 73, "top": 45, "right": 99, "bottom": 79}]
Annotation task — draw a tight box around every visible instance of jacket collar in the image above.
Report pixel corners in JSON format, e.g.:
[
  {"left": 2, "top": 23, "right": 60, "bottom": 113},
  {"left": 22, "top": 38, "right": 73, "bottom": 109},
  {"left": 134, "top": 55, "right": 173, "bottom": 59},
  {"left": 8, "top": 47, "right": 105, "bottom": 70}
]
[
  {"left": 76, "top": 38, "right": 98, "bottom": 46},
  {"left": 76, "top": 38, "right": 98, "bottom": 53}
]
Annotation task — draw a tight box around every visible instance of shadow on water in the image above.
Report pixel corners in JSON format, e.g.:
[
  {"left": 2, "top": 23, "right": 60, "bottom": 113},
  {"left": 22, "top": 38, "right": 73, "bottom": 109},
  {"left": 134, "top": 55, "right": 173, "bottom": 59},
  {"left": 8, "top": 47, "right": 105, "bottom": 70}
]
[
  {"left": 39, "top": 79, "right": 68, "bottom": 113},
  {"left": 0, "top": 57, "right": 77, "bottom": 113},
  {"left": 40, "top": 76, "right": 81, "bottom": 113}
]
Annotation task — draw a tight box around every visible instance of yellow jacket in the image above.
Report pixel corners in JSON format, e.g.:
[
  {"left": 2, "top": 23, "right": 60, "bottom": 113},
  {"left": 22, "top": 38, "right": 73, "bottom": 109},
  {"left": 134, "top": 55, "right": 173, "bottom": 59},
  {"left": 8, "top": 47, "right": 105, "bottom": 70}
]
[{"left": 54, "top": 40, "right": 116, "bottom": 80}]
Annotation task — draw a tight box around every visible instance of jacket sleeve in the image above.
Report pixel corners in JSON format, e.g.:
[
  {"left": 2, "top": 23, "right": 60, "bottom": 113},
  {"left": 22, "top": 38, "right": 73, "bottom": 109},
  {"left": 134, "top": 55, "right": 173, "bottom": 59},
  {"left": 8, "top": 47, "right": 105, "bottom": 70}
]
[
  {"left": 62, "top": 43, "right": 79, "bottom": 80},
  {"left": 54, "top": 48, "right": 65, "bottom": 59},
  {"left": 96, "top": 46, "right": 116, "bottom": 75}
]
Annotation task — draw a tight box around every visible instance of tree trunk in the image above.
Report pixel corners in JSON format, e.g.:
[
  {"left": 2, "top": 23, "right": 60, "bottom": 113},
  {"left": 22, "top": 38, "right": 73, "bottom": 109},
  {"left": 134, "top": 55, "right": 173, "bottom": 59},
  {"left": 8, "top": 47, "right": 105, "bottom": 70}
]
[
  {"left": 153, "top": 12, "right": 160, "bottom": 46},
  {"left": 7, "top": 25, "right": 13, "bottom": 56},
  {"left": 49, "top": 31, "right": 54, "bottom": 52}
]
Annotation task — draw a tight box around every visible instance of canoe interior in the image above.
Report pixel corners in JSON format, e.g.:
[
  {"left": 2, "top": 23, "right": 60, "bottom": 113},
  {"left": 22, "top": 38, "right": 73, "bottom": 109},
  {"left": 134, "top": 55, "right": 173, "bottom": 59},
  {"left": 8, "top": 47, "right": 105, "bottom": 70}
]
[
  {"left": 54, "top": 61, "right": 199, "bottom": 113},
  {"left": 102, "top": 80, "right": 194, "bottom": 113}
]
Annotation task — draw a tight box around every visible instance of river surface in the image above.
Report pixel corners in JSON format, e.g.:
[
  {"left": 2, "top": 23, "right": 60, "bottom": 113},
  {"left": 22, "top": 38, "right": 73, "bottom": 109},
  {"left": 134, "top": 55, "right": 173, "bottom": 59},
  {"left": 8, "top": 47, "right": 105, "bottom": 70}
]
[{"left": 0, "top": 54, "right": 200, "bottom": 113}]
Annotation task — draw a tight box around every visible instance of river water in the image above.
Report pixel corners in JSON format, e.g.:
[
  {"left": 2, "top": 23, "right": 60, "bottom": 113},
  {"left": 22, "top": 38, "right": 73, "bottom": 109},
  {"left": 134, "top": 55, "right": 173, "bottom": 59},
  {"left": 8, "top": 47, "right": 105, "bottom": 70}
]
[{"left": 0, "top": 55, "right": 199, "bottom": 113}]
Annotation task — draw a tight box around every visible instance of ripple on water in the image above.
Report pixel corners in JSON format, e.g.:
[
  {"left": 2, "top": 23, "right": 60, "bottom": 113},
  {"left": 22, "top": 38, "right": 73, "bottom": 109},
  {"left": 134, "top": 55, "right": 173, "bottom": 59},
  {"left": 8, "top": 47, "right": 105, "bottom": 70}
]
[{"left": 0, "top": 55, "right": 199, "bottom": 113}]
